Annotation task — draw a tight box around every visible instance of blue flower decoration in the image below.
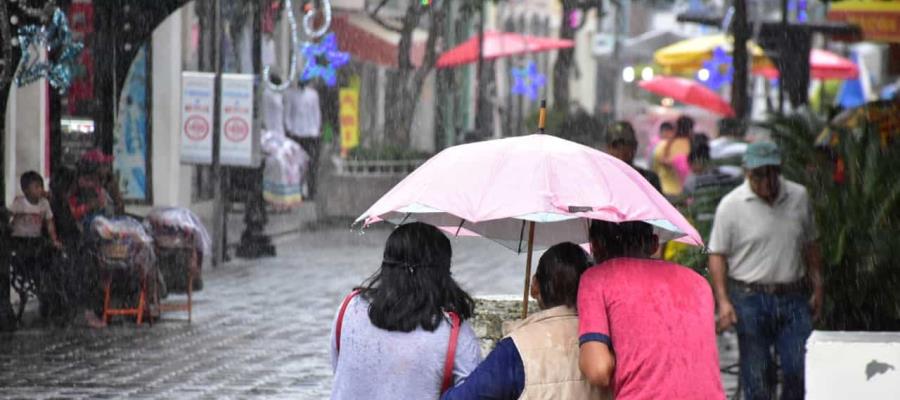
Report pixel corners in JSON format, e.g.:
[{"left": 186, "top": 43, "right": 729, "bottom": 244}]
[
  {"left": 16, "top": 9, "right": 84, "bottom": 94},
  {"left": 511, "top": 61, "right": 545, "bottom": 101},
  {"left": 300, "top": 33, "right": 350, "bottom": 87},
  {"left": 697, "top": 46, "right": 732, "bottom": 90}
]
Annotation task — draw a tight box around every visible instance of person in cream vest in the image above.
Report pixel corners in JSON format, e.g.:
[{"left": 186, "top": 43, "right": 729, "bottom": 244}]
[{"left": 442, "top": 242, "right": 609, "bottom": 400}]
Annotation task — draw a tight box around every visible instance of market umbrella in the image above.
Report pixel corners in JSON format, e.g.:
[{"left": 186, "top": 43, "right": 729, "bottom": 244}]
[
  {"left": 653, "top": 34, "right": 771, "bottom": 74},
  {"left": 753, "top": 49, "right": 859, "bottom": 80},
  {"left": 639, "top": 76, "right": 736, "bottom": 117},
  {"left": 436, "top": 31, "right": 574, "bottom": 68},
  {"left": 356, "top": 128, "right": 702, "bottom": 316}
]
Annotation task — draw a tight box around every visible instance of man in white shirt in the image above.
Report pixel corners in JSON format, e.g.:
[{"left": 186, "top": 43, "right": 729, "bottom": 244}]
[
  {"left": 284, "top": 82, "right": 322, "bottom": 199},
  {"left": 708, "top": 141, "right": 823, "bottom": 400}
]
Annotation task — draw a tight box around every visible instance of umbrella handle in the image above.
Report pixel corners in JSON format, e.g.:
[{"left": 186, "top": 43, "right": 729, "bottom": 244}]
[
  {"left": 538, "top": 100, "right": 547, "bottom": 134},
  {"left": 522, "top": 221, "right": 536, "bottom": 318}
]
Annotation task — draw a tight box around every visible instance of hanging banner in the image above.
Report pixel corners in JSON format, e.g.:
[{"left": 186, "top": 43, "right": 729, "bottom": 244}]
[
  {"left": 181, "top": 71, "right": 215, "bottom": 164},
  {"left": 220, "top": 73, "right": 255, "bottom": 166},
  {"left": 828, "top": 1, "right": 900, "bottom": 43},
  {"left": 114, "top": 44, "right": 151, "bottom": 202},
  {"left": 339, "top": 87, "right": 359, "bottom": 153}
]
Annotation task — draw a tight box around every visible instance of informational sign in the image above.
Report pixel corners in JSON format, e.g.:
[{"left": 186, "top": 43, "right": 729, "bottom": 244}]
[
  {"left": 220, "top": 74, "right": 255, "bottom": 166},
  {"left": 114, "top": 44, "right": 151, "bottom": 202},
  {"left": 339, "top": 87, "right": 359, "bottom": 153},
  {"left": 828, "top": 1, "right": 900, "bottom": 43},
  {"left": 180, "top": 71, "right": 215, "bottom": 164}
]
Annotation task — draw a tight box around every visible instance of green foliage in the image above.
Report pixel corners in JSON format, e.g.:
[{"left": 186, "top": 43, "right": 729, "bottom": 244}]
[{"left": 763, "top": 112, "right": 900, "bottom": 330}]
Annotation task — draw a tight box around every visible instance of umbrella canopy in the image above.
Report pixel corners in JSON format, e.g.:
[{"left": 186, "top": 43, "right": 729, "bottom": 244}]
[
  {"left": 654, "top": 34, "right": 771, "bottom": 73},
  {"left": 356, "top": 134, "right": 703, "bottom": 250},
  {"left": 639, "top": 76, "right": 736, "bottom": 117},
  {"left": 436, "top": 31, "right": 574, "bottom": 68},
  {"left": 753, "top": 49, "right": 859, "bottom": 80}
]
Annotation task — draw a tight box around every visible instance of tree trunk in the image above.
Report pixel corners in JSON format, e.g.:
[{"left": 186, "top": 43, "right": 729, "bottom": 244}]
[
  {"left": 381, "top": 1, "right": 444, "bottom": 147},
  {"left": 552, "top": 7, "right": 577, "bottom": 112}
]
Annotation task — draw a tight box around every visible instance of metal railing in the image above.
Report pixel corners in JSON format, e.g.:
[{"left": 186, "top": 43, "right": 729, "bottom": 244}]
[{"left": 332, "top": 156, "right": 426, "bottom": 177}]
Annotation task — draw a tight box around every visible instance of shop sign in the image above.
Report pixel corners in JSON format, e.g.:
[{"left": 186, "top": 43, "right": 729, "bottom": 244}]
[{"left": 181, "top": 72, "right": 215, "bottom": 164}]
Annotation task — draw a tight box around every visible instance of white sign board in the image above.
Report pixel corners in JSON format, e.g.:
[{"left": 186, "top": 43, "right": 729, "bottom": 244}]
[
  {"left": 806, "top": 331, "right": 900, "bottom": 399},
  {"left": 220, "top": 73, "right": 255, "bottom": 166},
  {"left": 180, "top": 72, "right": 215, "bottom": 164}
]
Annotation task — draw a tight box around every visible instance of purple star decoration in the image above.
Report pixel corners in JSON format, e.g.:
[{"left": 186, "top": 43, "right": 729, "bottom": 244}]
[
  {"left": 301, "top": 33, "right": 350, "bottom": 87},
  {"left": 511, "top": 62, "right": 545, "bottom": 101},
  {"left": 697, "top": 46, "right": 732, "bottom": 90}
]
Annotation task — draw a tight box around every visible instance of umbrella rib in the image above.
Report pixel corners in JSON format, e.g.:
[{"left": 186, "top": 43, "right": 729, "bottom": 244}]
[
  {"left": 517, "top": 220, "right": 526, "bottom": 255},
  {"left": 399, "top": 213, "right": 412, "bottom": 226},
  {"left": 455, "top": 219, "right": 465, "bottom": 237}
]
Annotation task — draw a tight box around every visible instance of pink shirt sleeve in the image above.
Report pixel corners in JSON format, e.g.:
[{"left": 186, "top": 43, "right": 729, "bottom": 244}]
[{"left": 577, "top": 268, "right": 611, "bottom": 346}]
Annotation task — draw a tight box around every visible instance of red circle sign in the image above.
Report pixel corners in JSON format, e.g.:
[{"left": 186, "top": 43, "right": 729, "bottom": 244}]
[
  {"left": 224, "top": 117, "right": 250, "bottom": 142},
  {"left": 184, "top": 115, "right": 210, "bottom": 140}
]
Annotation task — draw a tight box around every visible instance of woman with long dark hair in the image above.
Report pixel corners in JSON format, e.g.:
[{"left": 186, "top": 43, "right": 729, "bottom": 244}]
[{"left": 330, "top": 222, "right": 481, "bottom": 399}]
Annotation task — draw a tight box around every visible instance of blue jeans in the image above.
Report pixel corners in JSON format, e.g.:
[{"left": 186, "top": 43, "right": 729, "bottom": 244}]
[{"left": 730, "top": 284, "right": 812, "bottom": 400}]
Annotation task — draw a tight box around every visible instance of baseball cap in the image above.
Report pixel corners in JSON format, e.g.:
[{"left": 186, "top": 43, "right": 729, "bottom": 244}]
[
  {"left": 606, "top": 122, "right": 637, "bottom": 146},
  {"left": 743, "top": 141, "right": 782, "bottom": 169}
]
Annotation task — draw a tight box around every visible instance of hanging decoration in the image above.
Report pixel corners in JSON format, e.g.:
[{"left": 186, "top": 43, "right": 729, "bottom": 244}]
[
  {"left": 15, "top": 8, "right": 83, "bottom": 94},
  {"left": 697, "top": 46, "right": 732, "bottom": 91},
  {"left": 511, "top": 61, "right": 545, "bottom": 101},
  {"left": 263, "top": 0, "right": 299, "bottom": 91},
  {"left": 263, "top": 0, "right": 337, "bottom": 91},
  {"left": 300, "top": 33, "right": 349, "bottom": 87},
  {"left": 302, "top": 0, "right": 332, "bottom": 39}
]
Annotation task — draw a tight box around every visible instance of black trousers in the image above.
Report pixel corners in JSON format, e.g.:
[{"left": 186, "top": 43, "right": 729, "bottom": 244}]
[{"left": 292, "top": 136, "right": 321, "bottom": 200}]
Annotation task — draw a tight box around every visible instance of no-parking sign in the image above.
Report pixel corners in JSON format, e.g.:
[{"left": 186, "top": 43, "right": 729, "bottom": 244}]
[
  {"left": 220, "top": 74, "right": 254, "bottom": 166},
  {"left": 180, "top": 72, "right": 215, "bottom": 164}
]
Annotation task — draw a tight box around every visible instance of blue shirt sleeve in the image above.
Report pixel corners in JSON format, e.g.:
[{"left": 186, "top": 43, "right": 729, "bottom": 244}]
[{"left": 441, "top": 338, "right": 524, "bottom": 400}]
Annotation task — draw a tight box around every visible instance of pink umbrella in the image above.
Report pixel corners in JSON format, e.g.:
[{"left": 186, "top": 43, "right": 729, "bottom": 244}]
[
  {"left": 436, "top": 31, "right": 574, "bottom": 68},
  {"left": 356, "top": 134, "right": 702, "bottom": 315},
  {"left": 639, "top": 76, "right": 736, "bottom": 117},
  {"left": 753, "top": 49, "right": 859, "bottom": 80}
]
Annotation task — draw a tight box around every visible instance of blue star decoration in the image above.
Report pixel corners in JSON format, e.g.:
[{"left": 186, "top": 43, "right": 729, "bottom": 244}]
[
  {"left": 16, "top": 8, "right": 84, "bottom": 94},
  {"left": 300, "top": 33, "right": 350, "bottom": 87},
  {"left": 511, "top": 61, "right": 546, "bottom": 101},
  {"left": 697, "top": 46, "right": 732, "bottom": 91}
]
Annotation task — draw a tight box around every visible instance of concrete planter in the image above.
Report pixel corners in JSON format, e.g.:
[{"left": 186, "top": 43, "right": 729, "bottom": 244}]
[{"left": 319, "top": 156, "right": 426, "bottom": 220}]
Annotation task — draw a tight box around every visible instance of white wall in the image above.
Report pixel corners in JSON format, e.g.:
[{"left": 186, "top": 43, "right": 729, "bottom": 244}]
[{"left": 4, "top": 74, "right": 48, "bottom": 205}]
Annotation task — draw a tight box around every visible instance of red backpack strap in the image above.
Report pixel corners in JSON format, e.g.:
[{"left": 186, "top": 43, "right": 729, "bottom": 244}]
[
  {"left": 441, "top": 311, "right": 461, "bottom": 393},
  {"left": 335, "top": 290, "right": 360, "bottom": 355}
]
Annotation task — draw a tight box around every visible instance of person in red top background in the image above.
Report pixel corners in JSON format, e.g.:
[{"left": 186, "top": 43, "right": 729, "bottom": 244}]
[{"left": 578, "top": 220, "right": 724, "bottom": 400}]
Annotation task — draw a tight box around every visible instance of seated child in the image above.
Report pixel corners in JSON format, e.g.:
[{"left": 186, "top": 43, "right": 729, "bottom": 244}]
[{"left": 10, "top": 171, "right": 63, "bottom": 255}]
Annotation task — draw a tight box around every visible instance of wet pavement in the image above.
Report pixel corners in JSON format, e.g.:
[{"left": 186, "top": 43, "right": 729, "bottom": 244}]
[{"left": 1, "top": 226, "right": 738, "bottom": 399}]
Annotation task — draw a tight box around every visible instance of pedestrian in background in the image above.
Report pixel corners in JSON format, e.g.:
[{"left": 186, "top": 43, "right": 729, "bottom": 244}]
[
  {"left": 330, "top": 222, "right": 481, "bottom": 399},
  {"left": 653, "top": 116, "right": 694, "bottom": 197},
  {"left": 708, "top": 141, "right": 822, "bottom": 400},
  {"left": 285, "top": 81, "right": 322, "bottom": 200},
  {"left": 605, "top": 121, "right": 662, "bottom": 192},
  {"left": 441, "top": 242, "right": 608, "bottom": 400},
  {"left": 578, "top": 220, "right": 724, "bottom": 399}
]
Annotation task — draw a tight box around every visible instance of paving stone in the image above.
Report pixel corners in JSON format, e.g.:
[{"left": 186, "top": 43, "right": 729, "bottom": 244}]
[{"left": 1, "top": 227, "right": 739, "bottom": 398}]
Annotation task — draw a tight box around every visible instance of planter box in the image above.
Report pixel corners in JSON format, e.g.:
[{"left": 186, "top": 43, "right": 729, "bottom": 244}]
[
  {"left": 806, "top": 331, "right": 900, "bottom": 399},
  {"left": 319, "top": 156, "right": 425, "bottom": 220}
]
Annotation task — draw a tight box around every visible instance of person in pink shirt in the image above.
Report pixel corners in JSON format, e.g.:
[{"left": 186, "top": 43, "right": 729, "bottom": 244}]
[{"left": 578, "top": 220, "right": 724, "bottom": 400}]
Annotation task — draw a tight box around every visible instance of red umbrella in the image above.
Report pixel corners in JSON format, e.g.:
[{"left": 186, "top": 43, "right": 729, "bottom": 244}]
[
  {"left": 638, "top": 76, "right": 736, "bottom": 117},
  {"left": 753, "top": 49, "right": 859, "bottom": 80},
  {"left": 437, "top": 31, "right": 574, "bottom": 68}
]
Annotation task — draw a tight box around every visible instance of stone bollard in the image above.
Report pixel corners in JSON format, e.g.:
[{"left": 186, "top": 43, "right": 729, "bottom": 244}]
[{"left": 472, "top": 295, "right": 538, "bottom": 356}]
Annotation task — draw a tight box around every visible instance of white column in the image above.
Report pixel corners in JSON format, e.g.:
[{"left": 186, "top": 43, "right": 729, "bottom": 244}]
[
  {"left": 6, "top": 74, "right": 48, "bottom": 204},
  {"left": 151, "top": 8, "right": 186, "bottom": 207}
]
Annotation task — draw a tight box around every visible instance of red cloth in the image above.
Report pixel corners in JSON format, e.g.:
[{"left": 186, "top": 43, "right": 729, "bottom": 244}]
[{"left": 578, "top": 258, "right": 724, "bottom": 400}]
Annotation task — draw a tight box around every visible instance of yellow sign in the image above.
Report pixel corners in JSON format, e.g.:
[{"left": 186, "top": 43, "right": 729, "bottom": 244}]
[
  {"left": 339, "top": 87, "right": 360, "bottom": 154},
  {"left": 829, "top": 1, "right": 900, "bottom": 43}
]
